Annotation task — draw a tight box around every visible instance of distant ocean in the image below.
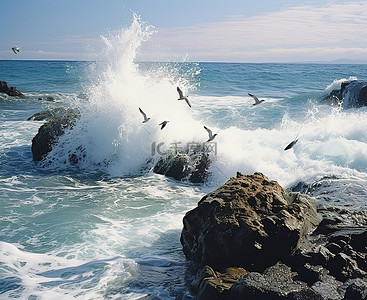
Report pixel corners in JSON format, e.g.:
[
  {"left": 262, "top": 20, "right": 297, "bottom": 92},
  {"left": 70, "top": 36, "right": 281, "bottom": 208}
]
[{"left": 1, "top": 18, "right": 367, "bottom": 299}]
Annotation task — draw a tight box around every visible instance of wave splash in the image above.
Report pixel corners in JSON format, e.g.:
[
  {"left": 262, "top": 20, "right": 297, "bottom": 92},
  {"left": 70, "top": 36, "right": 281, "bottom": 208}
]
[
  {"left": 44, "top": 15, "right": 367, "bottom": 191},
  {"left": 46, "top": 15, "right": 202, "bottom": 176}
]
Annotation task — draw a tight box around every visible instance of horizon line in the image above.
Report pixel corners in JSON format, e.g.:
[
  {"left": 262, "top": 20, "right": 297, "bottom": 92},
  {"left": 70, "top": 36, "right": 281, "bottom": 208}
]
[{"left": 1, "top": 59, "right": 367, "bottom": 65}]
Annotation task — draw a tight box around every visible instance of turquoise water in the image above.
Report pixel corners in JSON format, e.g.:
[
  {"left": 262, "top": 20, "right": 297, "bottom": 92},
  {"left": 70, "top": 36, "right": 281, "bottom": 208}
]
[{"left": 1, "top": 21, "right": 367, "bottom": 299}]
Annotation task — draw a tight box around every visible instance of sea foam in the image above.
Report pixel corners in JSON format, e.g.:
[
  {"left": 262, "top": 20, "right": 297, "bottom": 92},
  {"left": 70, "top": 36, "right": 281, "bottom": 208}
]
[{"left": 44, "top": 15, "right": 367, "bottom": 193}]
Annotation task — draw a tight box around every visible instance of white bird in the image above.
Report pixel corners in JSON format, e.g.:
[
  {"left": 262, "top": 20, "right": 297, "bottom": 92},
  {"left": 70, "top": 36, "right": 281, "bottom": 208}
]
[
  {"left": 159, "top": 121, "right": 169, "bottom": 130},
  {"left": 139, "top": 107, "right": 150, "bottom": 123},
  {"left": 248, "top": 93, "right": 265, "bottom": 106},
  {"left": 12, "top": 46, "right": 20, "bottom": 54},
  {"left": 204, "top": 126, "right": 217, "bottom": 142},
  {"left": 177, "top": 87, "right": 191, "bottom": 108}
]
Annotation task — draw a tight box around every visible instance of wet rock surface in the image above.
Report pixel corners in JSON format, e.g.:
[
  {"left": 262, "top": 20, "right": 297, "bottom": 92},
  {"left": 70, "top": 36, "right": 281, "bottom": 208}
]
[
  {"left": 181, "top": 172, "right": 320, "bottom": 271},
  {"left": 0, "top": 81, "right": 23, "bottom": 97},
  {"left": 27, "top": 107, "right": 78, "bottom": 121},
  {"left": 181, "top": 172, "right": 367, "bottom": 299},
  {"left": 31, "top": 109, "right": 80, "bottom": 161},
  {"left": 323, "top": 80, "right": 367, "bottom": 108},
  {"left": 153, "top": 151, "right": 211, "bottom": 183}
]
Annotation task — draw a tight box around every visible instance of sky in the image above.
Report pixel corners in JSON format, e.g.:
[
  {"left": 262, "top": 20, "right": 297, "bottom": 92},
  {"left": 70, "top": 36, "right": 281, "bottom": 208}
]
[{"left": 1, "top": 0, "right": 367, "bottom": 63}]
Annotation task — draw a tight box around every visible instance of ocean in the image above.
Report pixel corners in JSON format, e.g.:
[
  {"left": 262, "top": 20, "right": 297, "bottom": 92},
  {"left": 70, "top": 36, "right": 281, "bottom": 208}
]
[{"left": 1, "top": 18, "right": 367, "bottom": 299}]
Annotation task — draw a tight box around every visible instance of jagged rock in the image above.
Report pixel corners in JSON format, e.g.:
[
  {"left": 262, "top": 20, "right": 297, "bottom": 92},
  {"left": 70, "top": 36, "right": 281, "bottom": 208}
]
[
  {"left": 192, "top": 266, "right": 247, "bottom": 299},
  {"left": 230, "top": 263, "right": 307, "bottom": 299},
  {"left": 180, "top": 172, "right": 320, "bottom": 271},
  {"left": 311, "top": 281, "right": 343, "bottom": 300},
  {"left": 27, "top": 107, "right": 78, "bottom": 121},
  {"left": 323, "top": 80, "right": 367, "bottom": 108},
  {"left": 0, "top": 81, "right": 23, "bottom": 96},
  {"left": 343, "top": 278, "right": 367, "bottom": 300},
  {"left": 31, "top": 110, "right": 79, "bottom": 161}
]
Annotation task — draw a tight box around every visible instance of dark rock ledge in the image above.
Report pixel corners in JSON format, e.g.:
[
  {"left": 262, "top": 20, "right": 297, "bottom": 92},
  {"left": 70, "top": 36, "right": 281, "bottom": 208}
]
[
  {"left": 181, "top": 172, "right": 367, "bottom": 299},
  {"left": 0, "top": 81, "right": 23, "bottom": 97}
]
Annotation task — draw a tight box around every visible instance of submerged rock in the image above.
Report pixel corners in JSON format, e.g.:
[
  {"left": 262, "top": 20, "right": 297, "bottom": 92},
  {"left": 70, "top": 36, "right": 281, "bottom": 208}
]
[
  {"left": 181, "top": 172, "right": 320, "bottom": 271},
  {"left": 323, "top": 80, "right": 367, "bottom": 108},
  {"left": 37, "top": 96, "right": 55, "bottom": 102},
  {"left": 0, "top": 81, "right": 23, "bottom": 97},
  {"left": 31, "top": 110, "right": 79, "bottom": 161}
]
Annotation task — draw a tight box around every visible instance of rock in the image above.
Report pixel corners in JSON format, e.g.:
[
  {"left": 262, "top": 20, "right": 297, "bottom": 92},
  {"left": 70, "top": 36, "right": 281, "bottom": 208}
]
[
  {"left": 192, "top": 266, "right": 247, "bottom": 299},
  {"left": 27, "top": 107, "right": 78, "bottom": 121},
  {"left": 323, "top": 80, "right": 367, "bottom": 108},
  {"left": 230, "top": 262, "right": 307, "bottom": 299},
  {"left": 311, "top": 281, "right": 343, "bottom": 300},
  {"left": 343, "top": 278, "right": 367, "bottom": 300},
  {"left": 0, "top": 81, "right": 23, "bottom": 96},
  {"left": 153, "top": 151, "right": 211, "bottom": 183},
  {"left": 180, "top": 172, "right": 321, "bottom": 271},
  {"left": 31, "top": 110, "right": 79, "bottom": 161},
  {"left": 288, "top": 288, "right": 324, "bottom": 300},
  {"left": 37, "top": 96, "right": 55, "bottom": 101}
]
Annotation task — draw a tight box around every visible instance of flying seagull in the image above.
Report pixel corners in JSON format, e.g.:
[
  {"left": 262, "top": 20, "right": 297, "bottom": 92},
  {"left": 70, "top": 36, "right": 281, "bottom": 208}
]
[
  {"left": 12, "top": 46, "right": 20, "bottom": 54},
  {"left": 284, "top": 139, "right": 299, "bottom": 151},
  {"left": 177, "top": 87, "right": 191, "bottom": 108},
  {"left": 204, "top": 126, "right": 217, "bottom": 142},
  {"left": 284, "top": 129, "right": 302, "bottom": 151},
  {"left": 159, "top": 121, "right": 169, "bottom": 130},
  {"left": 139, "top": 107, "right": 150, "bottom": 123},
  {"left": 248, "top": 93, "right": 265, "bottom": 106}
]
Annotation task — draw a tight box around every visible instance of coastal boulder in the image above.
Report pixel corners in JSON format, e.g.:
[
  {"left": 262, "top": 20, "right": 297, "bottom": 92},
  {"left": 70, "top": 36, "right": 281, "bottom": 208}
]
[
  {"left": 31, "top": 110, "right": 79, "bottom": 161},
  {"left": 153, "top": 150, "right": 211, "bottom": 183},
  {"left": 180, "top": 172, "right": 320, "bottom": 271},
  {"left": 323, "top": 80, "right": 367, "bottom": 108},
  {"left": 0, "top": 81, "right": 23, "bottom": 96}
]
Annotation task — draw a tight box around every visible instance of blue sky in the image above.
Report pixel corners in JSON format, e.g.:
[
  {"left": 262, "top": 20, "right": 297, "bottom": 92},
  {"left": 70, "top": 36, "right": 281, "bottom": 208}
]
[{"left": 1, "top": 0, "right": 367, "bottom": 62}]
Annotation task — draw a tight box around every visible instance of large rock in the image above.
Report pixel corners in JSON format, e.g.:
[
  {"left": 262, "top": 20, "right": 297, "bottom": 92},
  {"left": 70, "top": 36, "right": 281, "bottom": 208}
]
[
  {"left": 31, "top": 110, "right": 79, "bottom": 161},
  {"left": 323, "top": 80, "right": 367, "bottom": 108},
  {"left": 231, "top": 262, "right": 307, "bottom": 299},
  {"left": 0, "top": 81, "right": 23, "bottom": 96},
  {"left": 181, "top": 172, "right": 321, "bottom": 271},
  {"left": 153, "top": 151, "right": 211, "bottom": 183}
]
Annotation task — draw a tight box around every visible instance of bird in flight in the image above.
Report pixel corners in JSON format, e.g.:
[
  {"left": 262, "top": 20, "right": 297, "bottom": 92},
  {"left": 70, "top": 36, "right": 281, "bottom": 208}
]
[
  {"left": 177, "top": 87, "right": 191, "bottom": 108},
  {"left": 12, "top": 46, "right": 20, "bottom": 54},
  {"left": 248, "top": 93, "right": 265, "bottom": 106},
  {"left": 204, "top": 126, "right": 217, "bottom": 142},
  {"left": 159, "top": 121, "right": 169, "bottom": 130},
  {"left": 284, "top": 139, "right": 299, "bottom": 151},
  {"left": 139, "top": 107, "right": 150, "bottom": 123}
]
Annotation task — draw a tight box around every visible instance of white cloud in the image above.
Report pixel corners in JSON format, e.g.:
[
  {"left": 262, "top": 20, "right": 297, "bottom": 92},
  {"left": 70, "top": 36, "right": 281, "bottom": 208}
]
[{"left": 150, "top": 1, "right": 367, "bottom": 62}]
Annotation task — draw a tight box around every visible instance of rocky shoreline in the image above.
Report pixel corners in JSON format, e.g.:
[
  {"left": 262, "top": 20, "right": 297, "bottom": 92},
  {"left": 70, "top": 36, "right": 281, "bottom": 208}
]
[
  {"left": 26, "top": 104, "right": 367, "bottom": 299},
  {"left": 181, "top": 172, "right": 367, "bottom": 299}
]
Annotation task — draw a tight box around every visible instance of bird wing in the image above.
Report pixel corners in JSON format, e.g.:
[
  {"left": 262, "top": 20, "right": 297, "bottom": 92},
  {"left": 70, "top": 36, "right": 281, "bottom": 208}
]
[
  {"left": 204, "top": 126, "right": 213, "bottom": 138},
  {"left": 177, "top": 86, "right": 184, "bottom": 98},
  {"left": 248, "top": 93, "right": 260, "bottom": 104},
  {"left": 12, "top": 47, "right": 18, "bottom": 54},
  {"left": 185, "top": 98, "right": 191, "bottom": 107},
  {"left": 139, "top": 107, "right": 147, "bottom": 120},
  {"left": 284, "top": 139, "right": 298, "bottom": 151}
]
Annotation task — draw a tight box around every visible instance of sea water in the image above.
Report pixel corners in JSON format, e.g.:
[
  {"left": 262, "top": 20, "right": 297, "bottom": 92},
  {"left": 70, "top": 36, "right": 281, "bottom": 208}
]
[{"left": 1, "top": 16, "right": 367, "bottom": 299}]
